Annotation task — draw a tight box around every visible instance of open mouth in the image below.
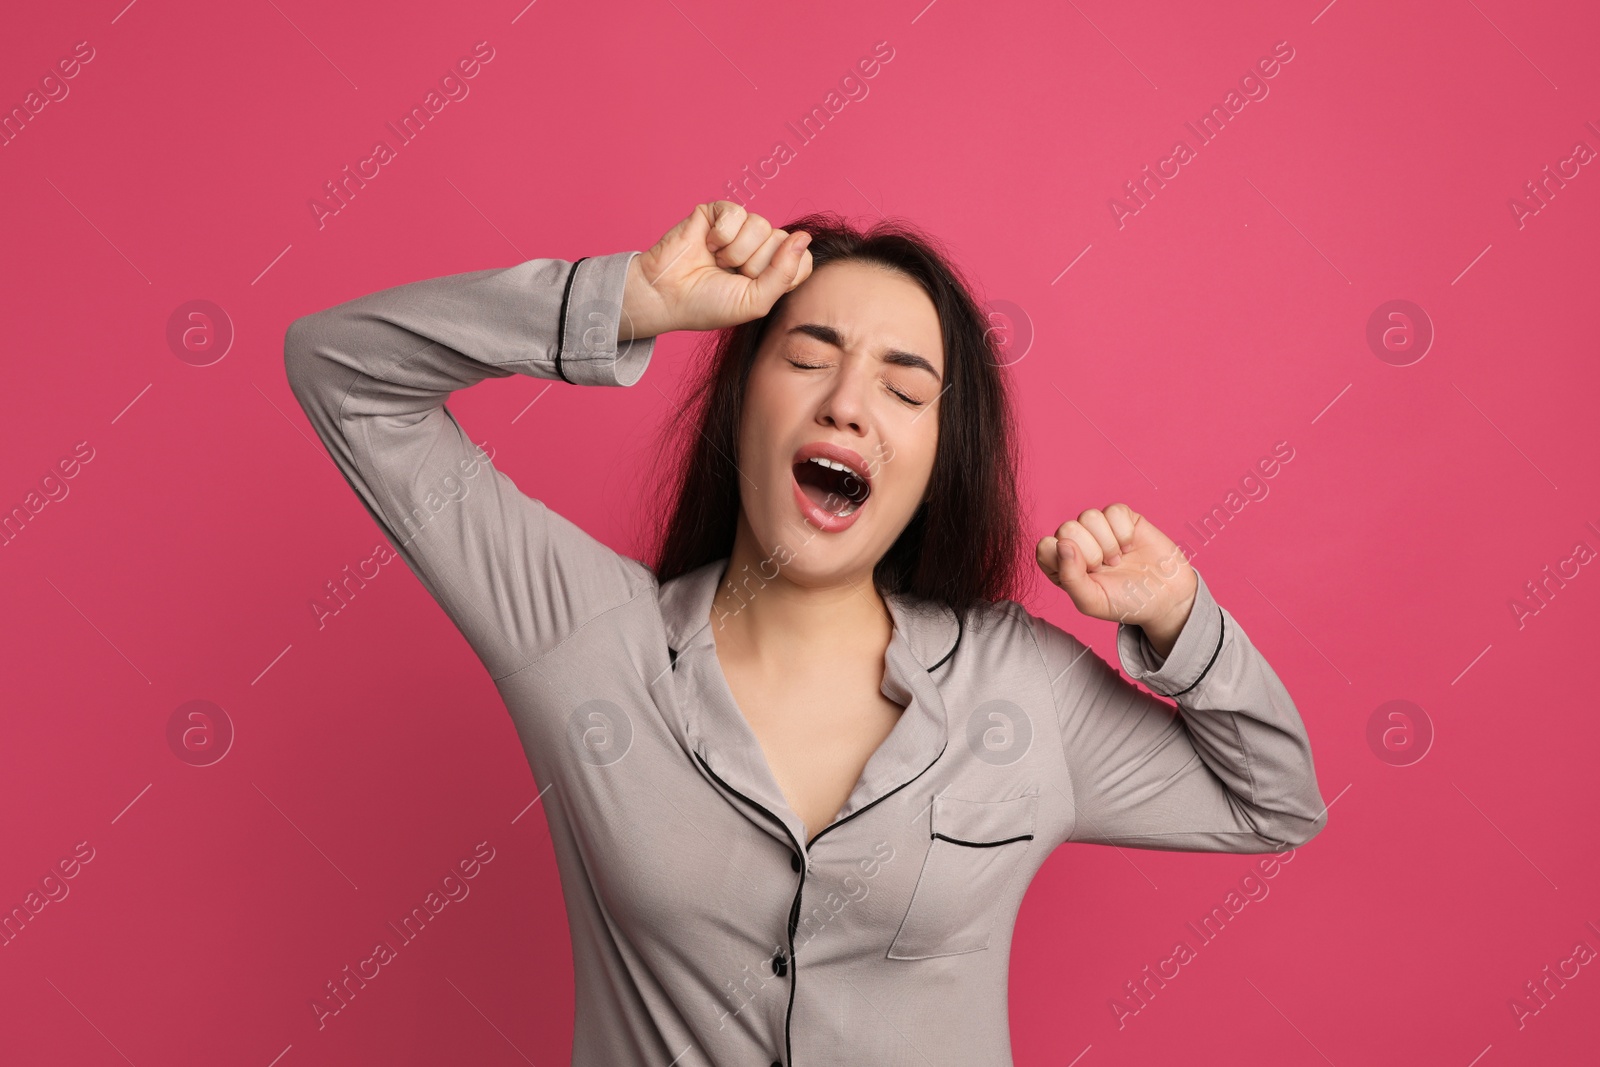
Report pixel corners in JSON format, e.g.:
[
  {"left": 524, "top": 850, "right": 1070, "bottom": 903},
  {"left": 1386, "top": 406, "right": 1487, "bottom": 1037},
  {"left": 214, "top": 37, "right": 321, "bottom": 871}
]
[{"left": 792, "top": 453, "right": 873, "bottom": 518}]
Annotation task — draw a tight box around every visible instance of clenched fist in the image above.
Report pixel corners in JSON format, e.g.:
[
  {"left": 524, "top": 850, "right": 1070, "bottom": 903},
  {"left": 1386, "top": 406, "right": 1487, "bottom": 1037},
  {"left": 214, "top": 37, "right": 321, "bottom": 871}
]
[
  {"left": 618, "top": 201, "right": 816, "bottom": 340},
  {"left": 1036, "top": 504, "right": 1199, "bottom": 658}
]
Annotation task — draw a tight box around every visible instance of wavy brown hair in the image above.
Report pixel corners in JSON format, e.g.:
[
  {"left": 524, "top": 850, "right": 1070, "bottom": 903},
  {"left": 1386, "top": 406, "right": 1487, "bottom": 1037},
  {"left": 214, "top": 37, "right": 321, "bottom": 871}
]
[{"left": 645, "top": 211, "right": 1028, "bottom": 622}]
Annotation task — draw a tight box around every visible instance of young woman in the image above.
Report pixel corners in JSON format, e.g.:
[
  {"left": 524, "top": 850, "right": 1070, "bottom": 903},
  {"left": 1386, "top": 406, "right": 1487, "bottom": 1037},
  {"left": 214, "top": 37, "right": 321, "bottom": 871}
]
[{"left": 284, "top": 201, "right": 1327, "bottom": 1066}]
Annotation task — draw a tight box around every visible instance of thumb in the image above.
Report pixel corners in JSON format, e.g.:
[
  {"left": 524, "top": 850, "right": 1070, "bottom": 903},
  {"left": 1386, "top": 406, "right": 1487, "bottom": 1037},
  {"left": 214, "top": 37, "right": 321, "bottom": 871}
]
[
  {"left": 748, "top": 230, "right": 812, "bottom": 310},
  {"left": 1039, "top": 535, "right": 1095, "bottom": 610}
]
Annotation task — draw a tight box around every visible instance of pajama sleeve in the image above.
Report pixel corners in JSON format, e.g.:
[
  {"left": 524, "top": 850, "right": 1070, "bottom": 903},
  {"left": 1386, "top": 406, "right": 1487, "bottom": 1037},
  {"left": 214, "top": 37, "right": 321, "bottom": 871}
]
[
  {"left": 283, "top": 250, "right": 656, "bottom": 682},
  {"left": 1030, "top": 565, "right": 1329, "bottom": 852}
]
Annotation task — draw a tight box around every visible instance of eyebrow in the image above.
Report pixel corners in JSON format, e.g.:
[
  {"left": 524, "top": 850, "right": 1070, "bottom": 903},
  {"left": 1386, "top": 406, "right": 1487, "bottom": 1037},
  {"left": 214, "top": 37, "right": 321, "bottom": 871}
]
[{"left": 786, "top": 323, "right": 941, "bottom": 382}]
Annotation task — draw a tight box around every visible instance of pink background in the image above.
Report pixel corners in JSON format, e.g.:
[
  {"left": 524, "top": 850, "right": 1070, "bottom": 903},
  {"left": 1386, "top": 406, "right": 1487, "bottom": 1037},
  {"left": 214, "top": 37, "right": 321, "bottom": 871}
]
[{"left": 3, "top": 0, "right": 1598, "bottom": 1064}]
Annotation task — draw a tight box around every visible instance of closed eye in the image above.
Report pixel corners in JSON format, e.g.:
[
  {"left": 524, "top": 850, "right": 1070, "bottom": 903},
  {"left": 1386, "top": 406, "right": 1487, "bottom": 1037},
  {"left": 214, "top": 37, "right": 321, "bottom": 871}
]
[{"left": 785, "top": 358, "right": 925, "bottom": 406}]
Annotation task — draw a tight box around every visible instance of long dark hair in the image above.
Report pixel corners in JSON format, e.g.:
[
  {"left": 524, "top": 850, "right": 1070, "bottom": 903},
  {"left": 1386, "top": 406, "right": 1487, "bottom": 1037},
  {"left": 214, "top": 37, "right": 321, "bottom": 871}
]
[{"left": 646, "top": 211, "right": 1028, "bottom": 623}]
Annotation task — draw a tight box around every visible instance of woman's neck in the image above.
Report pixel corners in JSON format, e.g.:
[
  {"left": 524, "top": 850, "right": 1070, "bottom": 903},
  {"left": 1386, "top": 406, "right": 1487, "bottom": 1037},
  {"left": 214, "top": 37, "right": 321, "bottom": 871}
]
[{"left": 709, "top": 517, "right": 893, "bottom": 669}]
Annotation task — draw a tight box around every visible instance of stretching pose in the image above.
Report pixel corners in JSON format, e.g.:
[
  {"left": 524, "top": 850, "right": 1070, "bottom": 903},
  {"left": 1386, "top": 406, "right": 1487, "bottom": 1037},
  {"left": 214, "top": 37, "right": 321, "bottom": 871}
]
[{"left": 284, "top": 202, "right": 1327, "bottom": 1066}]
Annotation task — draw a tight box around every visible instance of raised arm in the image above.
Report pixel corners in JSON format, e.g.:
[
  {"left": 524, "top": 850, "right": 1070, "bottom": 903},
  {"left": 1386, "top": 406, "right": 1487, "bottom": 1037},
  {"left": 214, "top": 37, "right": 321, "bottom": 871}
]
[
  {"left": 1031, "top": 504, "right": 1328, "bottom": 852},
  {"left": 1032, "top": 566, "right": 1328, "bottom": 852},
  {"left": 282, "top": 202, "right": 814, "bottom": 683},
  {"left": 283, "top": 251, "right": 658, "bottom": 681}
]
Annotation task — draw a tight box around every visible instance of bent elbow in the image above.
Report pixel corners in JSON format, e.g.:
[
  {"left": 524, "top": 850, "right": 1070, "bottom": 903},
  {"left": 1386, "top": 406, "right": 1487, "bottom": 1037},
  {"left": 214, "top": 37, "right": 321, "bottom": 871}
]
[
  {"left": 283, "top": 313, "right": 328, "bottom": 391},
  {"left": 282, "top": 310, "right": 357, "bottom": 410},
  {"left": 1266, "top": 804, "right": 1328, "bottom": 850}
]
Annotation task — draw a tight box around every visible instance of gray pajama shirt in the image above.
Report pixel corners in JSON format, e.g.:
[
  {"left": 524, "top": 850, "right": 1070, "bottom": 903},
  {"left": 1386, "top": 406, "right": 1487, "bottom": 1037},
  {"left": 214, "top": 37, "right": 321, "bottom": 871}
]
[{"left": 283, "top": 248, "right": 1328, "bottom": 1067}]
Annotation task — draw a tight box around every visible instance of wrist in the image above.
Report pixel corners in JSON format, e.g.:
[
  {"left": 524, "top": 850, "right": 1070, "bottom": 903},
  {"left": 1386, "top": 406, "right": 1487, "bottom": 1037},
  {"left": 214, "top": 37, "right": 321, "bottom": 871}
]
[
  {"left": 1138, "top": 587, "right": 1197, "bottom": 660},
  {"left": 619, "top": 254, "right": 673, "bottom": 341}
]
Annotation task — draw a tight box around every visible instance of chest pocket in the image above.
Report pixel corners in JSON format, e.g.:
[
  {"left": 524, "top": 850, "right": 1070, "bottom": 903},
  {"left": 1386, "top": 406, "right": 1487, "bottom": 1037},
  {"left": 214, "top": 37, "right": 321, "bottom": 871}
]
[{"left": 887, "top": 791, "right": 1039, "bottom": 960}]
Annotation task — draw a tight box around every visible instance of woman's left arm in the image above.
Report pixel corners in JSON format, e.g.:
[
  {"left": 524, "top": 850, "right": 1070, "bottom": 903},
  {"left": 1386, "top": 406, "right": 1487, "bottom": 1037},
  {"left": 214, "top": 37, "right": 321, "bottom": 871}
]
[{"left": 1031, "top": 504, "right": 1330, "bottom": 852}]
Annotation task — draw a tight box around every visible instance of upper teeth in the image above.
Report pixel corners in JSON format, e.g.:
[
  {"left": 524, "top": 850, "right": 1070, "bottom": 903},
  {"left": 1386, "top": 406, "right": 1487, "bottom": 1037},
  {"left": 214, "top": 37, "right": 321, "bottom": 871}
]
[{"left": 808, "top": 456, "right": 857, "bottom": 476}]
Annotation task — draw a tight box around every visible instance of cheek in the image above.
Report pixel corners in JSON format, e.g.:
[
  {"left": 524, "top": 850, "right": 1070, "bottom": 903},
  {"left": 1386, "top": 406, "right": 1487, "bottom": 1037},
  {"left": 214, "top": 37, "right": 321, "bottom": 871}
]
[{"left": 882, "top": 436, "right": 937, "bottom": 508}]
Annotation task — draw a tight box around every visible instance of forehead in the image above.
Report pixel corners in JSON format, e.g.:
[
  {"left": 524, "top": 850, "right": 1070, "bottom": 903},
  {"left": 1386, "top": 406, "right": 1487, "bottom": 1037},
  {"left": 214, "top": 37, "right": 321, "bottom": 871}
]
[{"left": 773, "top": 260, "right": 944, "bottom": 370}]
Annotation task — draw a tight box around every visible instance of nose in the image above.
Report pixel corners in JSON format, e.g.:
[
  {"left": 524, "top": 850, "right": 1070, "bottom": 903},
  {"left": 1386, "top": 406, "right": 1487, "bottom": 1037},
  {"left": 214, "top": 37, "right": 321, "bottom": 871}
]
[{"left": 815, "top": 358, "right": 872, "bottom": 435}]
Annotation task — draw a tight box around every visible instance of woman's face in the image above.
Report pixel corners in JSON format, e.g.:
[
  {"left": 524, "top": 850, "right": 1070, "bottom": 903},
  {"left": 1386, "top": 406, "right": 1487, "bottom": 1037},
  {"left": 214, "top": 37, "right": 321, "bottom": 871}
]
[{"left": 734, "top": 259, "right": 946, "bottom": 586}]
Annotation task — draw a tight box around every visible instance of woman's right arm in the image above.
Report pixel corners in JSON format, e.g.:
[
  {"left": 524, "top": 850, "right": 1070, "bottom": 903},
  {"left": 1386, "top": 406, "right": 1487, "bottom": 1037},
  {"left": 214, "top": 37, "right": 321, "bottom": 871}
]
[
  {"left": 283, "top": 251, "right": 657, "bottom": 682},
  {"left": 282, "top": 202, "right": 813, "bottom": 683}
]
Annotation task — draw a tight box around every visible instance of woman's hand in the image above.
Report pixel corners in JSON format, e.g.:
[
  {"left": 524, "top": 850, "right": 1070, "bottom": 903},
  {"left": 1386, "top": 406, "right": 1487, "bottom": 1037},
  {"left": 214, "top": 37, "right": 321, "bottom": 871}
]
[
  {"left": 619, "top": 201, "right": 815, "bottom": 340},
  {"left": 1036, "top": 504, "right": 1199, "bottom": 658}
]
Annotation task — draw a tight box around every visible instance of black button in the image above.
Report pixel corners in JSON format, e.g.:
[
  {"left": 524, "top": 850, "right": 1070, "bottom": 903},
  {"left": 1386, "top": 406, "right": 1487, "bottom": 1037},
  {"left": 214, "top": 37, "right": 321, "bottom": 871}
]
[
  {"left": 790, "top": 852, "right": 802, "bottom": 872},
  {"left": 771, "top": 1061, "right": 782, "bottom": 1067},
  {"left": 772, "top": 948, "right": 788, "bottom": 977}
]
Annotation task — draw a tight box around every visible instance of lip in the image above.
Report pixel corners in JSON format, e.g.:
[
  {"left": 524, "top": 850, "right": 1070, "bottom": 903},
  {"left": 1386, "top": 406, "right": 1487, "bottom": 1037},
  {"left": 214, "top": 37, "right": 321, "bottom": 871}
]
[
  {"left": 790, "top": 472, "right": 864, "bottom": 533},
  {"left": 792, "top": 441, "right": 873, "bottom": 486},
  {"left": 790, "top": 440, "right": 873, "bottom": 533}
]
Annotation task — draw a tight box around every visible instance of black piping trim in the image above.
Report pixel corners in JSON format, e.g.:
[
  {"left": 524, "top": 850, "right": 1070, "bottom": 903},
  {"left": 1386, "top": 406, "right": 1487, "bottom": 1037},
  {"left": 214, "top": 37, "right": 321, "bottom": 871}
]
[
  {"left": 552, "top": 256, "right": 589, "bottom": 385},
  {"left": 693, "top": 751, "right": 803, "bottom": 1067},
  {"left": 1168, "top": 606, "right": 1225, "bottom": 698},
  {"left": 926, "top": 611, "right": 963, "bottom": 673},
  {"left": 808, "top": 738, "right": 948, "bottom": 849},
  {"left": 931, "top": 831, "right": 1035, "bottom": 848},
  {"left": 696, "top": 733, "right": 950, "bottom": 1067}
]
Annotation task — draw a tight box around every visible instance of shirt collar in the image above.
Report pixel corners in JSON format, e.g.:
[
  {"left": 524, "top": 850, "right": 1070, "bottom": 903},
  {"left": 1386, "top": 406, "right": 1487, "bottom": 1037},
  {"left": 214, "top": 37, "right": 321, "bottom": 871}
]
[
  {"left": 657, "top": 558, "right": 962, "bottom": 671},
  {"left": 656, "top": 558, "right": 960, "bottom": 849}
]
